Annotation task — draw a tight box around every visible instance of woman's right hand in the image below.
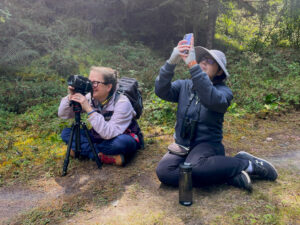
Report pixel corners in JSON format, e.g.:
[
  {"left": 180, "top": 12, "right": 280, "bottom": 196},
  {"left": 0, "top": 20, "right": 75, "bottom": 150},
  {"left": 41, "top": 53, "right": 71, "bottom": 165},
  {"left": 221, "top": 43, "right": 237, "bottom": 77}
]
[{"left": 67, "top": 86, "right": 75, "bottom": 100}]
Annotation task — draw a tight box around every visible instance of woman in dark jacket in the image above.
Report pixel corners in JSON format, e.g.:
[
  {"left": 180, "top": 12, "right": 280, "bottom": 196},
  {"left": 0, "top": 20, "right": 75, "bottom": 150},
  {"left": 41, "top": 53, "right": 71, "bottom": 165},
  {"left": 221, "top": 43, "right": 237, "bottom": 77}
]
[{"left": 155, "top": 37, "right": 278, "bottom": 191}]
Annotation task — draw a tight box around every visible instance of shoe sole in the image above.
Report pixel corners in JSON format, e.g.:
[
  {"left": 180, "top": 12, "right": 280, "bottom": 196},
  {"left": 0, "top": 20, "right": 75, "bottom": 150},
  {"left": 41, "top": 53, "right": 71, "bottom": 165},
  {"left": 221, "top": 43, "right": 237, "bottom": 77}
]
[
  {"left": 241, "top": 170, "right": 253, "bottom": 192},
  {"left": 228, "top": 170, "right": 252, "bottom": 192},
  {"left": 236, "top": 151, "right": 278, "bottom": 181}
]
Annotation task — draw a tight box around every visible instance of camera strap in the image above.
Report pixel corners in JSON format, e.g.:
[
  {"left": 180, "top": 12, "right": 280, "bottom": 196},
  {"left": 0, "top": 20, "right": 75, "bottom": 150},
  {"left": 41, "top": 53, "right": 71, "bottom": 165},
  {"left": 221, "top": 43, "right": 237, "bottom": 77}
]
[
  {"left": 91, "top": 93, "right": 114, "bottom": 112},
  {"left": 182, "top": 91, "right": 201, "bottom": 142},
  {"left": 184, "top": 91, "right": 202, "bottom": 120},
  {"left": 183, "top": 92, "right": 195, "bottom": 119},
  {"left": 195, "top": 94, "right": 201, "bottom": 121}
]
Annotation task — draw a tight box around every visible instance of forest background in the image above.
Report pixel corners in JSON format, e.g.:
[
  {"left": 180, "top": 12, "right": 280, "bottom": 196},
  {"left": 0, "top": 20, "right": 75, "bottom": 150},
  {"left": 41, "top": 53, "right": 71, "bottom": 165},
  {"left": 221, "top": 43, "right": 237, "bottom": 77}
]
[{"left": 0, "top": 0, "right": 299, "bottom": 224}]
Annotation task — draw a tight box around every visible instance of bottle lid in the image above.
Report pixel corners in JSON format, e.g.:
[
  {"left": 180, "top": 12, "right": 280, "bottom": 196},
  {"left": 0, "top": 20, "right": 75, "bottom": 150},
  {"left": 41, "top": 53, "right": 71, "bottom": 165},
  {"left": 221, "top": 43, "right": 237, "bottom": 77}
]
[{"left": 180, "top": 162, "right": 192, "bottom": 171}]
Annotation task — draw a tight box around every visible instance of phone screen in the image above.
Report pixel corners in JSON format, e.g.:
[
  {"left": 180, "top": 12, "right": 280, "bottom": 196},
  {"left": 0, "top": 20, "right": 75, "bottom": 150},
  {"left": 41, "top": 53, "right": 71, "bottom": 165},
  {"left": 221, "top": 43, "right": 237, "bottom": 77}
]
[
  {"left": 183, "top": 33, "right": 193, "bottom": 54},
  {"left": 183, "top": 33, "right": 193, "bottom": 45}
]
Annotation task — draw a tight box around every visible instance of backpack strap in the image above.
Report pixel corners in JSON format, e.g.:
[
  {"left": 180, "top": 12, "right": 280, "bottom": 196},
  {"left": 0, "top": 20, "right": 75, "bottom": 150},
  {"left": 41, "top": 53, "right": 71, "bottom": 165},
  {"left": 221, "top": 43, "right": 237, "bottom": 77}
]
[
  {"left": 113, "top": 91, "right": 144, "bottom": 149},
  {"left": 114, "top": 91, "right": 122, "bottom": 105}
]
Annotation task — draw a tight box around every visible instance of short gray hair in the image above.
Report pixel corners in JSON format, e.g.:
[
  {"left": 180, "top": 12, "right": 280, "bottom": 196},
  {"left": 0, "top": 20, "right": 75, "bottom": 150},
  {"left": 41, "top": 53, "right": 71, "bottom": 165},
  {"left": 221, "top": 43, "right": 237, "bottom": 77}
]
[{"left": 90, "top": 66, "right": 118, "bottom": 93}]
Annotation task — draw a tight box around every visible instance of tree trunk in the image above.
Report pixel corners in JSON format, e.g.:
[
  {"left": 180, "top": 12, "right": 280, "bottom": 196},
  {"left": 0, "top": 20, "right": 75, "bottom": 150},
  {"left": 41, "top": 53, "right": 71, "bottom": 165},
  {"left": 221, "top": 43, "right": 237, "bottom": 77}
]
[{"left": 206, "top": 0, "right": 219, "bottom": 49}]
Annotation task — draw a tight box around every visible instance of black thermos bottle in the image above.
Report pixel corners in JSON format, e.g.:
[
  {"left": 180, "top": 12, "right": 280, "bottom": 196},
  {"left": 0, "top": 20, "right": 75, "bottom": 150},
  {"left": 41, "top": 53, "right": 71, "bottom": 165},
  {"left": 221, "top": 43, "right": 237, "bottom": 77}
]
[{"left": 179, "top": 162, "right": 193, "bottom": 206}]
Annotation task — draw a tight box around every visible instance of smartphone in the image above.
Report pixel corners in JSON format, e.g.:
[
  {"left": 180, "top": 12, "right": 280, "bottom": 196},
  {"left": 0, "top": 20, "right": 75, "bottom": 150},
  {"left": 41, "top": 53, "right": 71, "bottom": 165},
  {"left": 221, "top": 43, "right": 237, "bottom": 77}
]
[
  {"left": 183, "top": 33, "right": 193, "bottom": 54},
  {"left": 183, "top": 33, "right": 193, "bottom": 45}
]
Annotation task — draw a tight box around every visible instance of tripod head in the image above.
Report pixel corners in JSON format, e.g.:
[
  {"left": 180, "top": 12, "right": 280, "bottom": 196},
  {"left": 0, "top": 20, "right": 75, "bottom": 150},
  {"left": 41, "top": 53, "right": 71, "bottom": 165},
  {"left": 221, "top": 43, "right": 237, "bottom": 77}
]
[
  {"left": 69, "top": 100, "right": 82, "bottom": 124},
  {"left": 70, "top": 100, "right": 81, "bottom": 111}
]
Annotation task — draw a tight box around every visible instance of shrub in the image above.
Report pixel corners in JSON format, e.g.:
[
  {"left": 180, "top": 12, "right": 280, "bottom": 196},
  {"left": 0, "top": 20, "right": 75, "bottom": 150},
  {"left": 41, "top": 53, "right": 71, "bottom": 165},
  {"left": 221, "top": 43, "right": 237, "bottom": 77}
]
[
  {"left": 0, "top": 78, "right": 65, "bottom": 113},
  {"left": 142, "top": 91, "right": 177, "bottom": 128},
  {"left": 227, "top": 48, "right": 300, "bottom": 113}
]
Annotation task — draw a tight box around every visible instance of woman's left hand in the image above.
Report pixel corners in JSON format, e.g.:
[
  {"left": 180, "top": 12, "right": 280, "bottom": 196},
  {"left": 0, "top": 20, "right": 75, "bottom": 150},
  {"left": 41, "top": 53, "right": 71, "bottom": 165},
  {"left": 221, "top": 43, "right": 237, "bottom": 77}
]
[{"left": 70, "top": 93, "right": 93, "bottom": 112}]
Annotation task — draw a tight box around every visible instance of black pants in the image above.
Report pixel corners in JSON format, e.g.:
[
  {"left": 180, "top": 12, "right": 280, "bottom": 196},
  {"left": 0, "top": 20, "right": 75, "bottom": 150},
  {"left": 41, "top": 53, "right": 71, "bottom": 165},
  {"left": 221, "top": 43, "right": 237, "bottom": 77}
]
[{"left": 156, "top": 142, "right": 249, "bottom": 187}]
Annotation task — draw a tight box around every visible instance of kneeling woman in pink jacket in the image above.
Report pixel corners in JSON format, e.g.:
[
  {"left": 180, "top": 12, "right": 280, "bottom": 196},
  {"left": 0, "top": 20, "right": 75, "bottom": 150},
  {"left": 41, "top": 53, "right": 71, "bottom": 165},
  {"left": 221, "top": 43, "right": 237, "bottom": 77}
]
[{"left": 58, "top": 66, "right": 142, "bottom": 166}]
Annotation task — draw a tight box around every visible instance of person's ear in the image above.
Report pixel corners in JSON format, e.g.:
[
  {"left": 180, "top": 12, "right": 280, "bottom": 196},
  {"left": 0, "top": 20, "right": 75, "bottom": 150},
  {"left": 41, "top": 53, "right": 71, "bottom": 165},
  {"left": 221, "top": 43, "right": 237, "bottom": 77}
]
[
  {"left": 106, "top": 83, "right": 112, "bottom": 92},
  {"left": 216, "top": 69, "right": 223, "bottom": 76}
]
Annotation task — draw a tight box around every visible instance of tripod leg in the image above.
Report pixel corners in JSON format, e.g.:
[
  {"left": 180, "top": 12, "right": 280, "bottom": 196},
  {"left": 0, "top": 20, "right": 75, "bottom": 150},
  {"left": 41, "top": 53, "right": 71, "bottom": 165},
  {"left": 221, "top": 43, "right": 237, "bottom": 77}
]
[
  {"left": 75, "top": 122, "right": 81, "bottom": 156},
  {"left": 82, "top": 123, "right": 102, "bottom": 169},
  {"left": 62, "top": 124, "right": 77, "bottom": 176}
]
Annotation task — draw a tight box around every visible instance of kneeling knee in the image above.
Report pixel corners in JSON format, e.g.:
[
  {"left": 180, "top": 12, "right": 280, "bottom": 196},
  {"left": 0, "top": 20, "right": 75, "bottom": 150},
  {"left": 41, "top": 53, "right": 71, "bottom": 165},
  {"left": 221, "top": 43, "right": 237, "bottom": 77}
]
[{"left": 156, "top": 164, "right": 177, "bottom": 186}]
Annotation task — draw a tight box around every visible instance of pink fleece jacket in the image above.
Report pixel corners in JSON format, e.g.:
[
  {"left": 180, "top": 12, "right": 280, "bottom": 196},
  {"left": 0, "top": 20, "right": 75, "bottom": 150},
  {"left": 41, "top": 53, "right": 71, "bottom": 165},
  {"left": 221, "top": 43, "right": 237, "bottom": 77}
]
[{"left": 58, "top": 93, "right": 136, "bottom": 140}]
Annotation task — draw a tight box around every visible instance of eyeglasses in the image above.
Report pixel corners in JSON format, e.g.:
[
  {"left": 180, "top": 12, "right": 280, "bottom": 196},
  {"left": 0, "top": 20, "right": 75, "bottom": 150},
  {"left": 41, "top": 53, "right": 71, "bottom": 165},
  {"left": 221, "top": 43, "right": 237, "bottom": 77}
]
[
  {"left": 91, "top": 81, "right": 108, "bottom": 88},
  {"left": 200, "top": 56, "right": 216, "bottom": 65}
]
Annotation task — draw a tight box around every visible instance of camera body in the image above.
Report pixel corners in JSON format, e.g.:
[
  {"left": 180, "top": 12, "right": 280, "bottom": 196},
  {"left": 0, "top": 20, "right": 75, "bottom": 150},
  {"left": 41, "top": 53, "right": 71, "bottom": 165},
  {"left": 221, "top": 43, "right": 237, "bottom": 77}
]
[{"left": 67, "top": 75, "right": 92, "bottom": 95}]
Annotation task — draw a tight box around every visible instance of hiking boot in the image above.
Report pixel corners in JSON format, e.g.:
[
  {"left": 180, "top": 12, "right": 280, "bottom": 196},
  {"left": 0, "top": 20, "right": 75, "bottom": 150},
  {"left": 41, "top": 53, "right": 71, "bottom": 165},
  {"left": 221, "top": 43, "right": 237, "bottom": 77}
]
[
  {"left": 70, "top": 149, "right": 75, "bottom": 158},
  {"left": 98, "top": 153, "right": 125, "bottom": 166},
  {"left": 227, "top": 171, "right": 252, "bottom": 192},
  {"left": 69, "top": 149, "right": 88, "bottom": 160},
  {"left": 235, "top": 151, "right": 278, "bottom": 181}
]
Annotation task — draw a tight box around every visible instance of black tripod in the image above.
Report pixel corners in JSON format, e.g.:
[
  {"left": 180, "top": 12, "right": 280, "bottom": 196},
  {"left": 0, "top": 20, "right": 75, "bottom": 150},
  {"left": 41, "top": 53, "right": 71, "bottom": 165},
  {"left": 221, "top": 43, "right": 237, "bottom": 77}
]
[{"left": 62, "top": 102, "right": 102, "bottom": 176}]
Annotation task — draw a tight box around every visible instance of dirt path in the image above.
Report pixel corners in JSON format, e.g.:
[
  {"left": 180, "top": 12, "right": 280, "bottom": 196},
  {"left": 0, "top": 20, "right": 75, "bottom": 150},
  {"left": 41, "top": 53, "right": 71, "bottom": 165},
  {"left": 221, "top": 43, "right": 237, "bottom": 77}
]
[
  {"left": 1, "top": 150, "right": 299, "bottom": 224},
  {"left": 269, "top": 150, "right": 300, "bottom": 172},
  {"left": 0, "top": 179, "right": 64, "bottom": 223},
  {"left": 1, "top": 112, "right": 300, "bottom": 224}
]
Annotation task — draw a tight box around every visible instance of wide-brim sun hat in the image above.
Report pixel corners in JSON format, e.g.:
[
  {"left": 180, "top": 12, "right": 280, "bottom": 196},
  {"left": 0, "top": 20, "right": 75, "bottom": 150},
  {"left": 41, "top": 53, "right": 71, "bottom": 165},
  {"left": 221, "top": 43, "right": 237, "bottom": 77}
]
[{"left": 195, "top": 46, "right": 229, "bottom": 78}]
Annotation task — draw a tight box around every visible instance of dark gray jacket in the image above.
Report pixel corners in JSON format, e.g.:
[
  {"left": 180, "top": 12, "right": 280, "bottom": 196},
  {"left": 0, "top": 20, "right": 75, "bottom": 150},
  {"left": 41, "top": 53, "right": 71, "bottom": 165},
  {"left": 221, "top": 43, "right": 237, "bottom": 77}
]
[{"left": 155, "top": 62, "right": 233, "bottom": 148}]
